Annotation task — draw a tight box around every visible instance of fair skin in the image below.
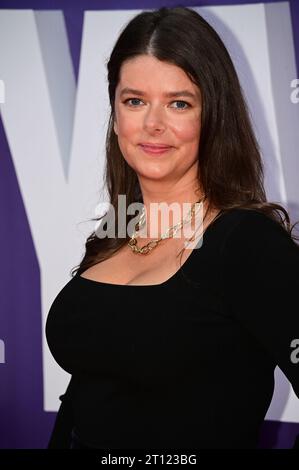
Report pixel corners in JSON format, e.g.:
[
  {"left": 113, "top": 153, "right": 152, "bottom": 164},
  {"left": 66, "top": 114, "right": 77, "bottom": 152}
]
[
  {"left": 81, "top": 54, "right": 219, "bottom": 285},
  {"left": 114, "top": 54, "right": 203, "bottom": 235}
]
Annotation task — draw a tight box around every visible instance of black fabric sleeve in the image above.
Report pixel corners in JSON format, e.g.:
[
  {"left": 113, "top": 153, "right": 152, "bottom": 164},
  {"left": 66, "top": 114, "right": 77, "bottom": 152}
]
[
  {"left": 220, "top": 210, "right": 299, "bottom": 447},
  {"left": 47, "top": 376, "right": 75, "bottom": 449}
]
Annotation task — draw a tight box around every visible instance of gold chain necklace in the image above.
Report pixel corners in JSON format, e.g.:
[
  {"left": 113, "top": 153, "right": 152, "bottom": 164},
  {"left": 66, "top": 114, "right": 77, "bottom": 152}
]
[{"left": 128, "top": 196, "right": 206, "bottom": 255}]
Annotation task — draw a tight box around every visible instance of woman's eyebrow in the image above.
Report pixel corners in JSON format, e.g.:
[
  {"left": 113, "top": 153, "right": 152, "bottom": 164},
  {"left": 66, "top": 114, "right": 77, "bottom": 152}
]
[{"left": 119, "top": 87, "right": 197, "bottom": 99}]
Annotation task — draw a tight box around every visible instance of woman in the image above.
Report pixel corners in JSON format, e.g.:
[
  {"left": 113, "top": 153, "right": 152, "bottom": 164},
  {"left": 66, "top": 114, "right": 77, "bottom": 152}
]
[{"left": 46, "top": 7, "right": 299, "bottom": 449}]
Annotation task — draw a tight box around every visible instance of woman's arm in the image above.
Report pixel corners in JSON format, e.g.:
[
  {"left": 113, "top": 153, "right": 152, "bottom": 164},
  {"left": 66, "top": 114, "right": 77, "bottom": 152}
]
[
  {"left": 47, "top": 376, "right": 75, "bottom": 449},
  {"left": 220, "top": 210, "right": 299, "bottom": 446}
]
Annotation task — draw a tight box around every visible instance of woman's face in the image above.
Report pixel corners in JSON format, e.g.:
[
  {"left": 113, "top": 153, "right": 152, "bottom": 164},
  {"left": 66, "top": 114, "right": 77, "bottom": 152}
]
[{"left": 114, "top": 54, "right": 202, "bottom": 184}]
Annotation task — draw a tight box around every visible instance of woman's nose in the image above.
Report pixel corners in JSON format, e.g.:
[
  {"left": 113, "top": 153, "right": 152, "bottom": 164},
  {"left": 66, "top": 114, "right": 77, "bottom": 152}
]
[{"left": 143, "top": 105, "right": 166, "bottom": 133}]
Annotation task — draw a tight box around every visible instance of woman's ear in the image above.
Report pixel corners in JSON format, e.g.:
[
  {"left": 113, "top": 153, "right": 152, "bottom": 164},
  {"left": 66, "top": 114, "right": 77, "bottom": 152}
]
[{"left": 113, "top": 119, "right": 118, "bottom": 135}]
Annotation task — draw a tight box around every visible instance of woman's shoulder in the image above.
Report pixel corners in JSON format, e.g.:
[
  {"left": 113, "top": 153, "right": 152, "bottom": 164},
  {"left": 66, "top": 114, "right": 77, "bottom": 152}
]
[
  {"left": 223, "top": 207, "right": 291, "bottom": 236},
  {"left": 217, "top": 207, "right": 298, "bottom": 258}
]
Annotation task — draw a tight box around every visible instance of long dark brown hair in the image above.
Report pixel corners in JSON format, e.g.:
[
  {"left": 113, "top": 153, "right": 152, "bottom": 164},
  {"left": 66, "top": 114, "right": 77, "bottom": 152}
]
[{"left": 71, "top": 6, "right": 298, "bottom": 277}]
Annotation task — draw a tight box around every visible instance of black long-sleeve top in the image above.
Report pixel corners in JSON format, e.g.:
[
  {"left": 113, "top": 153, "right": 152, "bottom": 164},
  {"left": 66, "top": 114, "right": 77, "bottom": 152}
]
[{"left": 45, "top": 208, "right": 299, "bottom": 449}]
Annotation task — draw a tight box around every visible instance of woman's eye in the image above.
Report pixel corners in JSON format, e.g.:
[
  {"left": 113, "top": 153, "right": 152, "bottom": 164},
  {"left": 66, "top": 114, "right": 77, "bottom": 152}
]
[
  {"left": 123, "top": 98, "right": 190, "bottom": 109},
  {"left": 171, "top": 100, "right": 190, "bottom": 110},
  {"left": 124, "top": 98, "right": 143, "bottom": 107}
]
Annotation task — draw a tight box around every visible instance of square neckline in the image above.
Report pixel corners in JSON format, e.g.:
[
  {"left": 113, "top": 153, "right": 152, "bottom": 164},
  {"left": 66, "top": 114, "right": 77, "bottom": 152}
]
[{"left": 76, "top": 209, "right": 225, "bottom": 288}]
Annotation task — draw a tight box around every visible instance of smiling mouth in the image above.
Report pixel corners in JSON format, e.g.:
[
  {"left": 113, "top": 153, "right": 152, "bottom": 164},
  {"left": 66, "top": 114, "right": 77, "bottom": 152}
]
[
  {"left": 139, "top": 144, "right": 173, "bottom": 155},
  {"left": 139, "top": 142, "right": 172, "bottom": 148}
]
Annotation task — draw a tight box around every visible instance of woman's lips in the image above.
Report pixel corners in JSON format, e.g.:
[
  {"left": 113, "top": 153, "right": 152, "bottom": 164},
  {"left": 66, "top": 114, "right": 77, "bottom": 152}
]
[{"left": 139, "top": 144, "right": 173, "bottom": 155}]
